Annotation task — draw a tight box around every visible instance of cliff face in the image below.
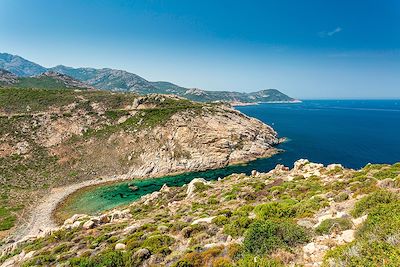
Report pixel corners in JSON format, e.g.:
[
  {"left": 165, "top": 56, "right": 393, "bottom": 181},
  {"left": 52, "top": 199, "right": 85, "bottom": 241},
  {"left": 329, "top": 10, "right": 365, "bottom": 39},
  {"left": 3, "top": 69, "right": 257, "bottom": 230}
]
[
  {"left": 127, "top": 106, "right": 278, "bottom": 177},
  {"left": 0, "top": 88, "right": 278, "bottom": 236}
]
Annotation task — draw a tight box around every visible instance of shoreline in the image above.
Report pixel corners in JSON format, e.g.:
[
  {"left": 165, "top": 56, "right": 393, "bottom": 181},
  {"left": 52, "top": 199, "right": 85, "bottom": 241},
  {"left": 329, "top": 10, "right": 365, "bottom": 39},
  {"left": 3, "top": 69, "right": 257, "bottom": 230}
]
[
  {"left": 9, "top": 147, "right": 281, "bottom": 244},
  {"left": 231, "top": 100, "right": 302, "bottom": 106}
]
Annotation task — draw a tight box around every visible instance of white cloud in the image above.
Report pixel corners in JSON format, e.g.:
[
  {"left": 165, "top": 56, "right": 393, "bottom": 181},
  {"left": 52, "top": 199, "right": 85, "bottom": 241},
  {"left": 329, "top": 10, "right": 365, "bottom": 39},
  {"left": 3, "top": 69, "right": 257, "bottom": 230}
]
[{"left": 319, "top": 27, "right": 342, "bottom": 37}]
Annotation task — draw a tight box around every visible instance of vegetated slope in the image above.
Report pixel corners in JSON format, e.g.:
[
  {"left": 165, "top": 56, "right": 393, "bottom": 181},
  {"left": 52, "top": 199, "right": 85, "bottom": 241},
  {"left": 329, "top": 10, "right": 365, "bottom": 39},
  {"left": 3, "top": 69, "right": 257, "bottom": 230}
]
[
  {"left": 2, "top": 160, "right": 400, "bottom": 266},
  {"left": 0, "top": 69, "right": 94, "bottom": 90},
  {"left": 0, "top": 87, "right": 278, "bottom": 236}
]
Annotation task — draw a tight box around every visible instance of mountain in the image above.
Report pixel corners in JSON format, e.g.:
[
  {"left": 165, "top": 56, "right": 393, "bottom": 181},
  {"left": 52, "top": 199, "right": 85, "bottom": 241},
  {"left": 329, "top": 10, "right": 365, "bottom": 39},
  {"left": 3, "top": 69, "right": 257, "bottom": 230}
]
[
  {"left": 0, "top": 53, "right": 46, "bottom": 77},
  {"left": 51, "top": 65, "right": 296, "bottom": 103},
  {"left": 1, "top": 52, "right": 298, "bottom": 103},
  {"left": 0, "top": 69, "right": 95, "bottom": 90}
]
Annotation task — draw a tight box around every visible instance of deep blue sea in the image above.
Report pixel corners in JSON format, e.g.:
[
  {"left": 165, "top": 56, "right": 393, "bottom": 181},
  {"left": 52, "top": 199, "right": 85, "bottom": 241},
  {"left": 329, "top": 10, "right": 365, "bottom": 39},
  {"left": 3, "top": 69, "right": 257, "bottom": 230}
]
[
  {"left": 237, "top": 100, "right": 400, "bottom": 169},
  {"left": 63, "top": 100, "right": 400, "bottom": 215}
]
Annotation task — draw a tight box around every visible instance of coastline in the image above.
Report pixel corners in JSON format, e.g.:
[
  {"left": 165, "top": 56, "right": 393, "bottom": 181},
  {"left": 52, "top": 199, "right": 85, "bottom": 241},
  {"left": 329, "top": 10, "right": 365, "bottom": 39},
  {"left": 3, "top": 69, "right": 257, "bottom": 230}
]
[
  {"left": 231, "top": 99, "right": 302, "bottom": 107},
  {"left": 10, "top": 147, "right": 281, "bottom": 244}
]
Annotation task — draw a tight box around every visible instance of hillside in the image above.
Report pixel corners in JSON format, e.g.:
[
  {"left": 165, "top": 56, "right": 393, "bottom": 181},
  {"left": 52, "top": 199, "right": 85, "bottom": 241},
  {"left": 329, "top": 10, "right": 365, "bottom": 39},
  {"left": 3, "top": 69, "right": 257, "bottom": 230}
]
[
  {"left": 1, "top": 160, "right": 399, "bottom": 266},
  {"left": 0, "top": 53, "right": 297, "bottom": 103},
  {"left": 0, "top": 70, "right": 94, "bottom": 90},
  {"left": 0, "top": 87, "right": 279, "bottom": 239}
]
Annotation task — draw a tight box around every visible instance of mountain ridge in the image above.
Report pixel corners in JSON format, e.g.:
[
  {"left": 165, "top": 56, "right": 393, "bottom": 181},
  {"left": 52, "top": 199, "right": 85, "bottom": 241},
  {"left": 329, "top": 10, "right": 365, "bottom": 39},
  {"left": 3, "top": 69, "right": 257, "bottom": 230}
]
[{"left": 0, "top": 53, "right": 298, "bottom": 103}]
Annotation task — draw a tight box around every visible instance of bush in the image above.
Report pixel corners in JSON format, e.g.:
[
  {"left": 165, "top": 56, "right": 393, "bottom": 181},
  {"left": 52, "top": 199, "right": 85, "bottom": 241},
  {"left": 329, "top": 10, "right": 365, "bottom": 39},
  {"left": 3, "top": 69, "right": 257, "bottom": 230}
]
[
  {"left": 334, "top": 192, "right": 349, "bottom": 202},
  {"left": 323, "top": 240, "right": 400, "bottom": 267},
  {"left": 141, "top": 234, "right": 174, "bottom": 254},
  {"left": 316, "top": 218, "right": 352, "bottom": 235},
  {"left": 254, "top": 201, "right": 296, "bottom": 220},
  {"left": 243, "top": 220, "right": 309, "bottom": 255},
  {"left": 223, "top": 216, "right": 253, "bottom": 237},
  {"left": 357, "top": 201, "right": 400, "bottom": 241},
  {"left": 351, "top": 190, "right": 398, "bottom": 217},
  {"left": 293, "top": 196, "right": 328, "bottom": 218},
  {"left": 212, "top": 215, "right": 229, "bottom": 226},
  {"left": 236, "top": 254, "right": 284, "bottom": 267}
]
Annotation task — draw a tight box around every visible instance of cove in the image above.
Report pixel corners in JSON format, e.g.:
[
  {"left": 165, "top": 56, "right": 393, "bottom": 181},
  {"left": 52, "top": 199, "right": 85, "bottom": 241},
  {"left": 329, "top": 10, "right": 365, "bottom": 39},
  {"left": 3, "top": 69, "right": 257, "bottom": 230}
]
[{"left": 59, "top": 100, "right": 400, "bottom": 217}]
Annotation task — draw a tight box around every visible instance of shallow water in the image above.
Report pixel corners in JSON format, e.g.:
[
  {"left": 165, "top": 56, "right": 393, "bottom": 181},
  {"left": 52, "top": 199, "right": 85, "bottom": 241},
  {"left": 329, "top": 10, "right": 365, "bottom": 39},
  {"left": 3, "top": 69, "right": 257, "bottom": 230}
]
[{"left": 62, "top": 100, "right": 400, "bottom": 215}]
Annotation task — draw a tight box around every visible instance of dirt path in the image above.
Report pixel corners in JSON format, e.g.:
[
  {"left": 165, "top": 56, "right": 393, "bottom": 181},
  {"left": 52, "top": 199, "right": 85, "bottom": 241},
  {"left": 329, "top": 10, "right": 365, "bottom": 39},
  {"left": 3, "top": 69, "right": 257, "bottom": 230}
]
[{"left": 10, "top": 174, "right": 132, "bottom": 243}]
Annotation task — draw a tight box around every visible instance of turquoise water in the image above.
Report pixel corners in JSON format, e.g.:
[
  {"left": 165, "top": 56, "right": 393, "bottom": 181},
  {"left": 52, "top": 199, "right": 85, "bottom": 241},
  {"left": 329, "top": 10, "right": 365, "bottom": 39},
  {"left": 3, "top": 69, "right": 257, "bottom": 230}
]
[{"left": 64, "top": 100, "right": 400, "bottom": 215}]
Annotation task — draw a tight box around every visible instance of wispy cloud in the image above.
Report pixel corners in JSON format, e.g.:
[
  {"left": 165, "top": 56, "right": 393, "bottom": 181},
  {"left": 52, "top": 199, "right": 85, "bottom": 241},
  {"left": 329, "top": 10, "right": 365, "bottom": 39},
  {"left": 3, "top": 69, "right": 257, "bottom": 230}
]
[{"left": 319, "top": 27, "right": 342, "bottom": 37}]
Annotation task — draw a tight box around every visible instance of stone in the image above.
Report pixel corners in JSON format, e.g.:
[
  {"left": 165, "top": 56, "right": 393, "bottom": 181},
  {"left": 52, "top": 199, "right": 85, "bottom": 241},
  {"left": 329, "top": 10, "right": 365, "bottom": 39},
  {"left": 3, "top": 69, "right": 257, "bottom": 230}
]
[
  {"left": 186, "top": 178, "right": 208, "bottom": 198},
  {"left": 133, "top": 248, "right": 151, "bottom": 260},
  {"left": 297, "top": 219, "right": 315, "bottom": 229},
  {"left": 352, "top": 215, "right": 367, "bottom": 227},
  {"left": 191, "top": 216, "right": 216, "bottom": 225},
  {"left": 327, "top": 164, "right": 343, "bottom": 171},
  {"left": 99, "top": 214, "right": 110, "bottom": 224},
  {"left": 23, "top": 251, "right": 35, "bottom": 261},
  {"left": 82, "top": 220, "right": 95, "bottom": 230},
  {"left": 294, "top": 159, "right": 310, "bottom": 170},
  {"left": 115, "top": 243, "right": 126, "bottom": 250},
  {"left": 160, "top": 184, "right": 170, "bottom": 192},
  {"left": 71, "top": 221, "right": 81, "bottom": 229},
  {"left": 340, "top": 230, "right": 355, "bottom": 243}
]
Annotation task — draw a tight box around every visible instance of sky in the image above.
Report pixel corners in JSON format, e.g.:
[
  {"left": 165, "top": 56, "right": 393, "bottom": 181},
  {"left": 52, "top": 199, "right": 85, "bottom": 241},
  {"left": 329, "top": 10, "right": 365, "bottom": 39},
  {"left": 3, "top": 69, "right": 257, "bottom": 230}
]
[{"left": 0, "top": 0, "right": 399, "bottom": 99}]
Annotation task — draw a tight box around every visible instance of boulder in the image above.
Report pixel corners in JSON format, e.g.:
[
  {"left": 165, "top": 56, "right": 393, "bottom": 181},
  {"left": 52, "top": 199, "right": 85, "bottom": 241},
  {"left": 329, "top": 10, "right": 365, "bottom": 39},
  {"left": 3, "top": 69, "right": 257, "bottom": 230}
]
[
  {"left": 133, "top": 248, "right": 151, "bottom": 260},
  {"left": 115, "top": 243, "right": 126, "bottom": 250},
  {"left": 191, "top": 216, "right": 216, "bottom": 225},
  {"left": 352, "top": 215, "right": 367, "bottom": 227},
  {"left": 82, "top": 220, "right": 95, "bottom": 230},
  {"left": 297, "top": 219, "right": 315, "bottom": 229},
  {"left": 71, "top": 221, "right": 82, "bottom": 229},
  {"left": 327, "top": 164, "right": 343, "bottom": 171},
  {"left": 186, "top": 178, "right": 208, "bottom": 198},
  {"left": 338, "top": 230, "right": 355, "bottom": 243}
]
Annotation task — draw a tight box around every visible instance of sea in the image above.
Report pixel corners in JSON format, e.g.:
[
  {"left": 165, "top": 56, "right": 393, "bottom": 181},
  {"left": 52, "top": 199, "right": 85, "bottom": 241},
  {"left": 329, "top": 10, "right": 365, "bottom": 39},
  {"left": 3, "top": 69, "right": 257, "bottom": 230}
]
[{"left": 62, "top": 100, "right": 400, "bottom": 215}]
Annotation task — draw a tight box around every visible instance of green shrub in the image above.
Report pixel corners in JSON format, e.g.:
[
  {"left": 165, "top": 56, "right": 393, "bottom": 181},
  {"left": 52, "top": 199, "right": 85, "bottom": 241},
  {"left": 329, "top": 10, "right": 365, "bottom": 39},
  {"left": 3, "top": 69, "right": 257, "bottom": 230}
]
[
  {"left": 142, "top": 234, "right": 174, "bottom": 254},
  {"left": 351, "top": 190, "right": 398, "bottom": 217},
  {"left": 294, "top": 196, "right": 328, "bottom": 218},
  {"left": 69, "top": 250, "right": 136, "bottom": 267},
  {"left": 193, "top": 182, "right": 211, "bottom": 193},
  {"left": 316, "top": 218, "right": 352, "bottom": 235},
  {"left": 236, "top": 254, "right": 284, "bottom": 267},
  {"left": 212, "top": 215, "right": 229, "bottom": 226},
  {"left": 334, "top": 192, "right": 349, "bottom": 202},
  {"left": 357, "top": 201, "right": 400, "bottom": 241},
  {"left": 224, "top": 216, "right": 253, "bottom": 237},
  {"left": 323, "top": 240, "right": 400, "bottom": 267},
  {"left": 254, "top": 201, "right": 296, "bottom": 220},
  {"left": 243, "top": 220, "right": 309, "bottom": 255}
]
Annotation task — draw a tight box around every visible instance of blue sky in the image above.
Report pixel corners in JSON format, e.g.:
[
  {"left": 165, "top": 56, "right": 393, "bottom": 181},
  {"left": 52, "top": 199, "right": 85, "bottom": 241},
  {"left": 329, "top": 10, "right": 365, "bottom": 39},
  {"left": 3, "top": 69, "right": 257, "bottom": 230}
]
[{"left": 1, "top": 0, "right": 399, "bottom": 99}]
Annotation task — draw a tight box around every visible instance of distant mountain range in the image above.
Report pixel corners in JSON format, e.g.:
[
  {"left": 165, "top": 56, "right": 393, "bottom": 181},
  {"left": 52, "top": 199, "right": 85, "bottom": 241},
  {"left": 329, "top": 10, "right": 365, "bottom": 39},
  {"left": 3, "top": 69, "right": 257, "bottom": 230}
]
[{"left": 0, "top": 52, "right": 298, "bottom": 103}]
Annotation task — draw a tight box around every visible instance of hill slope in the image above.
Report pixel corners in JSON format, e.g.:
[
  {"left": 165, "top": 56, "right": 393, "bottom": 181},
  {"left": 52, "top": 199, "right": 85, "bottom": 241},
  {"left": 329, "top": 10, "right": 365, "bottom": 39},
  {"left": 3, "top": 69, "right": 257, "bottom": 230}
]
[
  {"left": 2, "top": 160, "right": 399, "bottom": 266},
  {"left": 0, "top": 69, "right": 94, "bottom": 90}
]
